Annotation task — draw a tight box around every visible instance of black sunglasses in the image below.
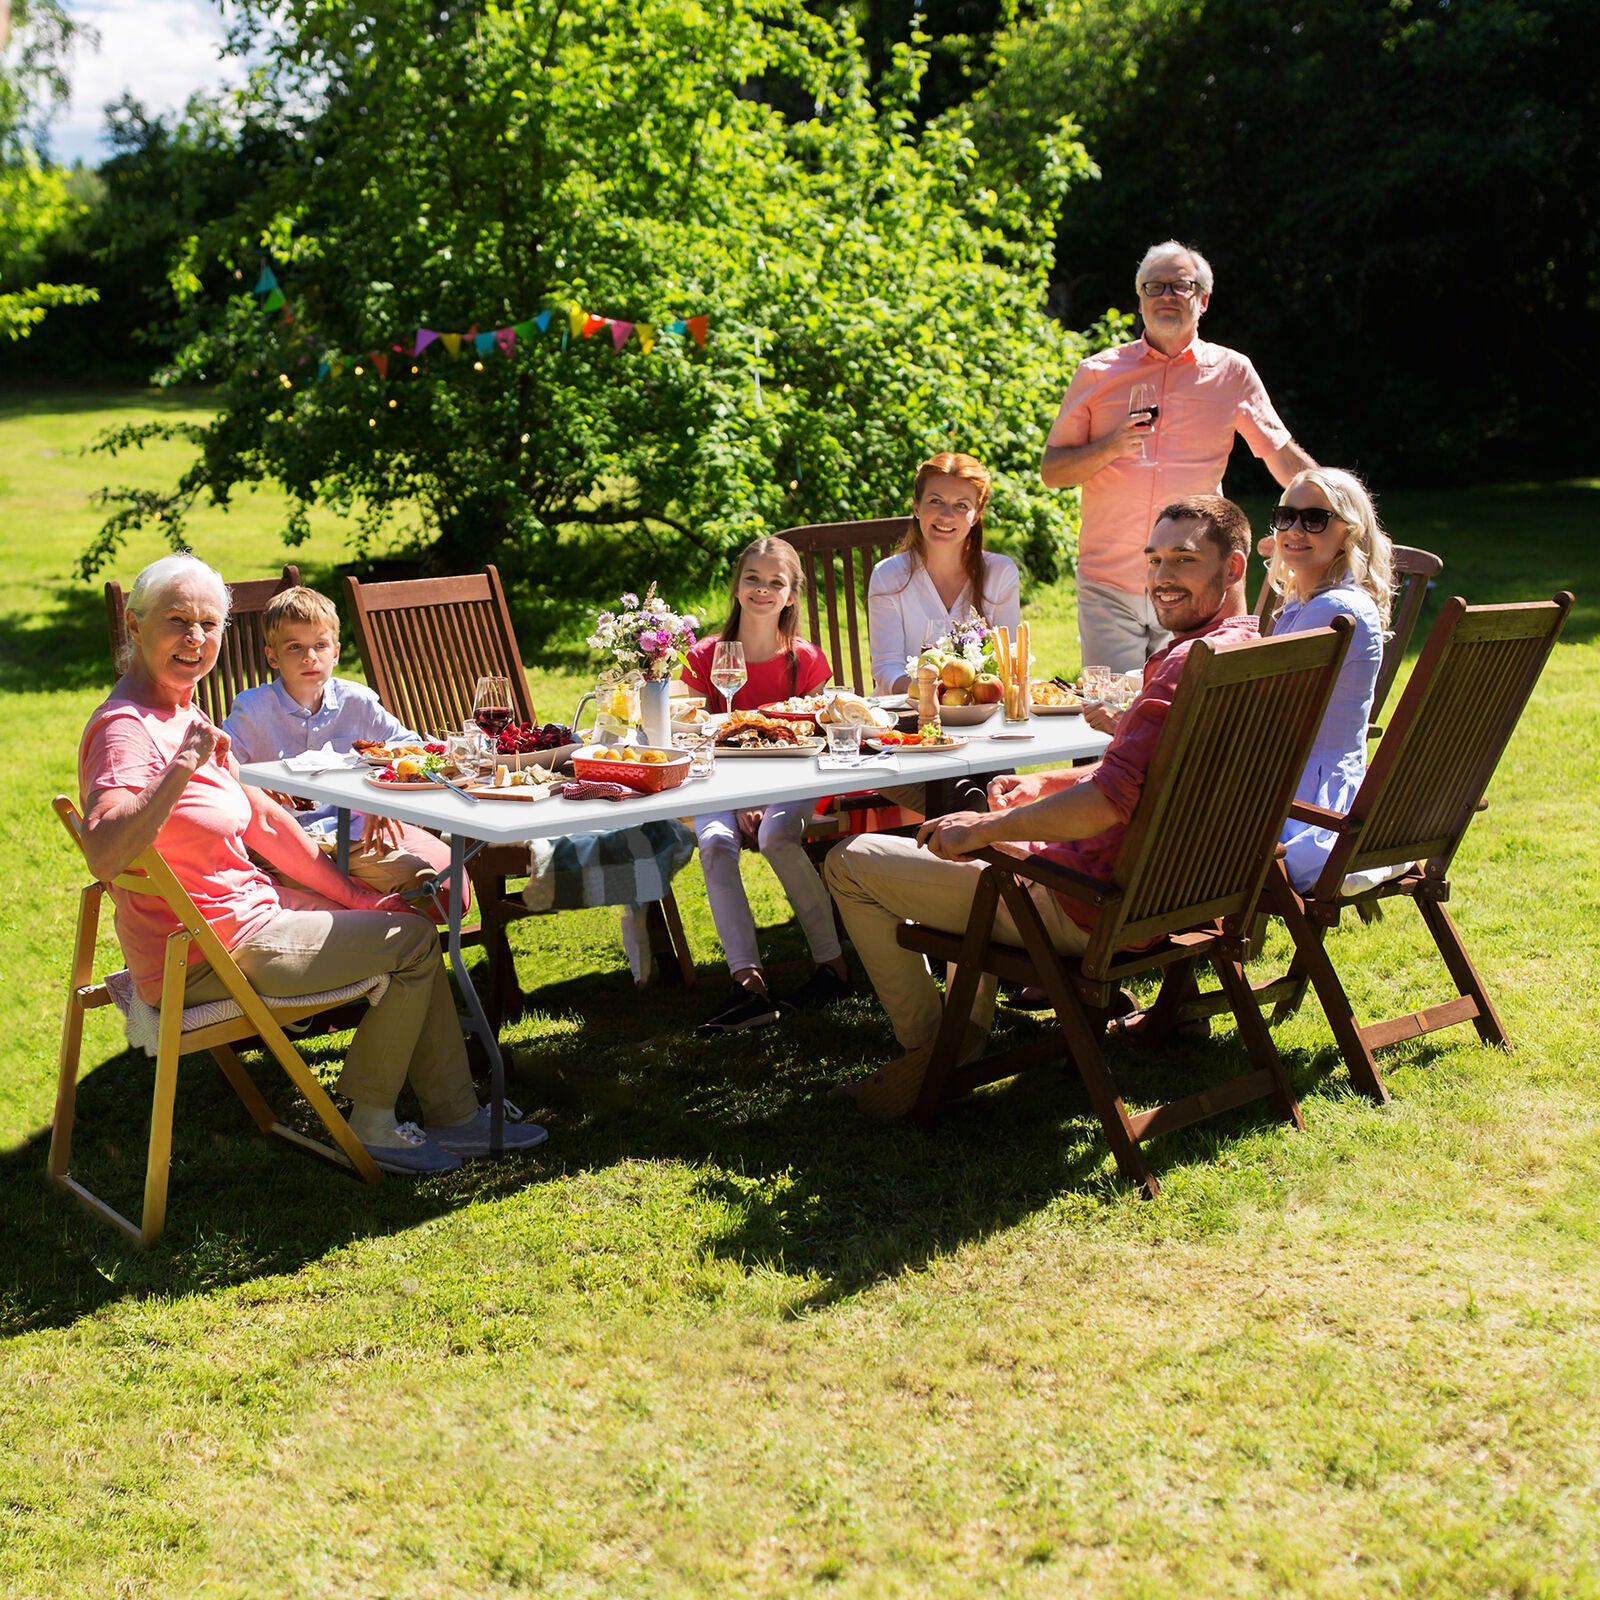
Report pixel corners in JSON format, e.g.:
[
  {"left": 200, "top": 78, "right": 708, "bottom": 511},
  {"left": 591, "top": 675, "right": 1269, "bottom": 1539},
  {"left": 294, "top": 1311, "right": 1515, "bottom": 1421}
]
[{"left": 1269, "top": 505, "right": 1340, "bottom": 535}]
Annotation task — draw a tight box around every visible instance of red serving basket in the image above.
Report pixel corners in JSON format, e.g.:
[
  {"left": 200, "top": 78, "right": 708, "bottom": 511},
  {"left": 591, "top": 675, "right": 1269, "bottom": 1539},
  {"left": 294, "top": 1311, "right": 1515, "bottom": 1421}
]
[{"left": 569, "top": 746, "right": 692, "bottom": 794}]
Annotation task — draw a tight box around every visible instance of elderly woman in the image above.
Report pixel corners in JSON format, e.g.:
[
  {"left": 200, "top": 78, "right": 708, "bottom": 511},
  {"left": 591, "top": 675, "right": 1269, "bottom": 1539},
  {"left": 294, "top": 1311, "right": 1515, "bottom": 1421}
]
[
  {"left": 1262, "top": 467, "right": 1395, "bottom": 890},
  {"left": 79, "top": 554, "right": 546, "bottom": 1175}
]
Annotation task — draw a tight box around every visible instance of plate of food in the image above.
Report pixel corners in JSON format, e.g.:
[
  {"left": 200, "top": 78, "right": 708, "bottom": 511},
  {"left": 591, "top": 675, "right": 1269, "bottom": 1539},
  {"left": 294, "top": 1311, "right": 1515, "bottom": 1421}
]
[
  {"left": 1028, "top": 680, "right": 1087, "bottom": 715},
  {"left": 815, "top": 692, "right": 896, "bottom": 731},
  {"left": 868, "top": 729, "right": 968, "bottom": 753},
  {"left": 353, "top": 739, "right": 447, "bottom": 766},
  {"left": 757, "top": 695, "right": 831, "bottom": 722},
  {"left": 464, "top": 772, "right": 557, "bottom": 800},
  {"left": 713, "top": 711, "right": 824, "bottom": 755}
]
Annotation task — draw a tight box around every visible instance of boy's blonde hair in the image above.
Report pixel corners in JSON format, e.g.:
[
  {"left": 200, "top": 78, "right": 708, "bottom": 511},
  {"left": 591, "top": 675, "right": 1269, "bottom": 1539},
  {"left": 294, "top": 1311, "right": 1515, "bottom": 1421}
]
[{"left": 263, "top": 586, "right": 341, "bottom": 652}]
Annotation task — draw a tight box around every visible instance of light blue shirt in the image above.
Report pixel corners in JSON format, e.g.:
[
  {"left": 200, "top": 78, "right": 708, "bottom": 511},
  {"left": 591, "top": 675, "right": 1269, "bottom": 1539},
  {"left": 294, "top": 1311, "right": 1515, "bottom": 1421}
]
[
  {"left": 225, "top": 676, "right": 418, "bottom": 835},
  {"left": 1274, "top": 585, "right": 1383, "bottom": 892}
]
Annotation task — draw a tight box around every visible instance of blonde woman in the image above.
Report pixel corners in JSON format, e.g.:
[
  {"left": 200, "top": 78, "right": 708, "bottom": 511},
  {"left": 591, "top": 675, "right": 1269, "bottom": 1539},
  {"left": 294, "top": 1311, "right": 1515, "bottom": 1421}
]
[{"left": 1264, "top": 467, "right": 1395, "bottom": 890}]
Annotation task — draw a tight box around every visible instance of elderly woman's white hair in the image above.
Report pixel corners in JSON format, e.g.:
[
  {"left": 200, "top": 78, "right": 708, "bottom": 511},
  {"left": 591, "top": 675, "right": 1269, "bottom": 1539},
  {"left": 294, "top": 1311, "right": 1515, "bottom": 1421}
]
[
  {"left": 121, "top": 554, "right": 230, "bottom": 672},
  {"left": 1134, "top": 240, "right": 1215, "bottom": 299},
  {"left": 1267, "top": 467, "right": 1395, "bottom": 628}
]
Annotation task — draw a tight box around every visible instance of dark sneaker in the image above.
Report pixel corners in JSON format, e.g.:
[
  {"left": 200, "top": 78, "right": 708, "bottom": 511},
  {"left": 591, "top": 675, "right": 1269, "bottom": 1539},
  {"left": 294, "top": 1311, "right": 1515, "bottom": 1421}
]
[
  {"left": 784, "top": 965, "right": 852, "bottom": 1010},
  {"left": 698, "top": 982, "right": 784, "bottom": 1035}
]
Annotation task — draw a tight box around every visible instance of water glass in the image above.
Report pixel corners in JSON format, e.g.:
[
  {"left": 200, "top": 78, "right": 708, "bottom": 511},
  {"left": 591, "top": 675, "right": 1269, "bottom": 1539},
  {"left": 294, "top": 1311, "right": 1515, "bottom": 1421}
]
[
  {"left": 826, "top": 723, "right": 862, "bottom": 762},
  {"left": 1081, "top": 665, "right": 1112, "bottom": 703},
  {"left": 684, "top": 733, "right": 716, "bottom": 779}
]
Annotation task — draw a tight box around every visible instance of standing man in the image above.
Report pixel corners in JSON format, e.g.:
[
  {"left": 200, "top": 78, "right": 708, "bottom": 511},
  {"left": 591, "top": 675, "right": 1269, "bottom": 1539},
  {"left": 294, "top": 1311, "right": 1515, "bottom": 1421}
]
[{"left": 1042, "top": 241, "right": 1315, "bottom": 672}]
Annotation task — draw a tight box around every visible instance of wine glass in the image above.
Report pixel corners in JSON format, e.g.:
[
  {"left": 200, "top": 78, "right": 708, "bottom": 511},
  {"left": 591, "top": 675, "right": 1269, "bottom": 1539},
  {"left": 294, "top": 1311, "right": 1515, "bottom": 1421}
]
[
  {"left": 709, "top": 640, "right": 747, "bottom": 716},
  {"left": 471, "top": 675, "right": 515, "bottom": 744},
  {"left": 1128, "top": 382, "right": 1159, "bottom": 465}
]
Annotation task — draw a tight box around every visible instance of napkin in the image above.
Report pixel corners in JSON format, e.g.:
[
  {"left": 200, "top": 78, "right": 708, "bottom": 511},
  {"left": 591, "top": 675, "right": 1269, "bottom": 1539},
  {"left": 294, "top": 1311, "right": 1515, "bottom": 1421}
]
[
  {"left": 817, "top": 752, "right": 901, "bottom": 773},
  {"left": 282, "top": 744, "right": 365, "bottom": 773}
]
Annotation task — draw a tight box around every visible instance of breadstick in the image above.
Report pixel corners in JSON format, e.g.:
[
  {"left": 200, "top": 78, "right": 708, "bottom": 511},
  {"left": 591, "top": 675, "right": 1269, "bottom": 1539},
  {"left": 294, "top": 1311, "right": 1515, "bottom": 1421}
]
[
  {"left": 1016, "top": 621, "right": 1030, "bottom": 684},
  {"left": 995, "top": 625, "right": 1012, "bottom": 689}
]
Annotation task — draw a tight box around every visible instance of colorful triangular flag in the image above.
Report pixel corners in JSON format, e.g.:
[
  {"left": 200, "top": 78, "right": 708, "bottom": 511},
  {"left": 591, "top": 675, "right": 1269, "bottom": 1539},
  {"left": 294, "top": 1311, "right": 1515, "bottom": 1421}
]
[
  {"left": 666, "top": 319, "right": 686, "bottom": 335},
  {"left": 636, "top": 322, "right": 656, "bottom": 355},
  {"left": 686, "top": 314, "right": 710, "bottom": 348},
  {"left": 263, "top": 287, "right": 286, "bottom": 313},
  {"left": 512, "top": 320, "right": 535, "bottom": 341},
  {"left": 371, "top": 352, "right": 389, "bottom": 379},
  {"left": 441, "top": 333, "right": 462, "bottom": 356},
  {"left": 534, "top": 309, "right": 554, "bottom": 334},
  {"left": 252, "top": 267, "right": 279, "bottom": 296},
  {"left": 581, "top": 314, "right": 606, "bottom": 339},
  {"left": 496, "top": 327, "right": 517, "bottom": 356},
  {"left": 569, "top": 305, "right": 586, "bottom": 339},
  {"left": 610, "top": 320, "right": 633, "bottom": 352},
  {"left": 474, "top": 331, "right": 496, "bottom": 356},
  {"left": 415, "top": 328, "right": 440, "bottom": 355}
]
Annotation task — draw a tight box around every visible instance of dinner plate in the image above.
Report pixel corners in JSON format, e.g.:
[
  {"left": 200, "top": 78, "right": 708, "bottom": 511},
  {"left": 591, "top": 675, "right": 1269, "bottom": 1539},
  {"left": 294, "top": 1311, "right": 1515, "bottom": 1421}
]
[
  {"left": 756, "top": 700, "right": 828, "bottom": 722},
  {"left": 1029, "top": 702, "right": 1087, "bottom": 717},
  {"left": 867, "top": 735, "right": 968, "bottom": 754},
  {"left": 364, "top": 774, "right": 439, "bottom": 791},
  {"left": 712, "top": 738, "right": 825, "bottom": 758}
]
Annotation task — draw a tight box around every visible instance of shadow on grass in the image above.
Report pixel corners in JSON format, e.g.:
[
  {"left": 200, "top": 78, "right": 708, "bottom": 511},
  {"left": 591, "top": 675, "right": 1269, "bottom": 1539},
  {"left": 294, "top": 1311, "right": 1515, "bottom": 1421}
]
[
  {"left": 0, "top": 938, "right": 1393, "bottom": 1337},
  {"left": 0, "top": 582, "right": 119, "bottom": 696}
]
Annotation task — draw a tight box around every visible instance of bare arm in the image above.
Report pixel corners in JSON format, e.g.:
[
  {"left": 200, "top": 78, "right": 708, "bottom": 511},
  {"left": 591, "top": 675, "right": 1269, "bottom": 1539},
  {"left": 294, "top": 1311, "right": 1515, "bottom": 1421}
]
[
  {"left": 920, "top": 776, "right": 1121, "bottom": 861},
  {"left": 81, "top": 720, "right": 230, "bottom": 883},
  {"left": 239, "top": 782, "right": 412, "bottom": 913},
  {"left": 1040, "top": 412, "right": 1151, "bottom": 490},
  {"left": 1263, "top": 438, "right": 1317, "bottom": 487}
]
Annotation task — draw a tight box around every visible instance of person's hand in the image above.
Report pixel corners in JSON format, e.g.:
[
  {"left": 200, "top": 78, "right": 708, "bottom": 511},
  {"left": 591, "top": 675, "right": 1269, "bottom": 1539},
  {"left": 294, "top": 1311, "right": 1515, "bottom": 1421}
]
[
  {"left": 356, "top": 814, "right": 406, "bottom": 859},
  {"left": 174, "top": 719, "right": 229, "bottom": 775},
  {"left": 736, "top": 809, "right": 764, "bottom": 848},
  {"left": 917, "top": 810, "right": 989, "bottom": 861},
  {"left": 368, "top": 890, "right": 428, "bottom": 918},
  {"left": 1257, "top": 534, "right": 1276, "bottom": 560},
  {"left": 988, "top": 771, "right": 1046, "bottom": 810},
  {"left": 1107, "top": 409, "right": 1157, "bottom": 461},
  {"left": 1084, "top": 704, "right": 1122, "bottom": 735}
]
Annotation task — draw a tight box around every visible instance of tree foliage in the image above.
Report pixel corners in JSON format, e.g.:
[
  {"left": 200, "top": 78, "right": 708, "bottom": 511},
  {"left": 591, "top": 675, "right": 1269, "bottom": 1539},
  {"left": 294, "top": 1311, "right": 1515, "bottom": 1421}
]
[
  {"left": 967, "top": 0, "right": 1600, "bottom": 482},
  {"left": 0, "top": 0, "right": 96, "bottom": 339},
  {"left": 86, "top": 0, "right": 1095, "bottom": 601}
]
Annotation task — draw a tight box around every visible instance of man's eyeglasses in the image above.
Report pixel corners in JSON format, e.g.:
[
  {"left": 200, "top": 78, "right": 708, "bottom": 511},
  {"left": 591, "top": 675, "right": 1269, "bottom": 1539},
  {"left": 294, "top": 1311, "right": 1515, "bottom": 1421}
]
[
  {"left": 1138, "top": 279, "right": 1202, "bottom": 299},
  {"left": 1269, "top": 505, "right": 1341, "bottom": 535}
]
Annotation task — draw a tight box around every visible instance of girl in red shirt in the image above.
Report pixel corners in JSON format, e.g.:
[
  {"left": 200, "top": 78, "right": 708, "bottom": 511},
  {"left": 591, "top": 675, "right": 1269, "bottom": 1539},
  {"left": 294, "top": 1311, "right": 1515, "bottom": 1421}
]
[{"left": 680, "top": 538, "right": 851, "bottom": 1032}]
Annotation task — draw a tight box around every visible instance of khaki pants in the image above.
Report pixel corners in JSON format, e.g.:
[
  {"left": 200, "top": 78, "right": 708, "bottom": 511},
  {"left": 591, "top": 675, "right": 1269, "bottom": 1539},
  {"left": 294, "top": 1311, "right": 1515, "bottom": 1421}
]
[
  {"left": 823, "top": 832, "right": 1090, "bottom": 1051},
  {"left": 1077, "top": 578, "right": 1170, "bottom": 674},
  {"left": 184, "top": 892, "right": 478, "bottom": 1125}
]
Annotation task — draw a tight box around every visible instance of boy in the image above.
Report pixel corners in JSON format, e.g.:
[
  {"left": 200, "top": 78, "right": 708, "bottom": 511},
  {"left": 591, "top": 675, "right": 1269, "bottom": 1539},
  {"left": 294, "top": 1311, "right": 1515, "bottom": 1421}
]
[{"left": 224, "top": 586, "right": 459, "bottom": 911}]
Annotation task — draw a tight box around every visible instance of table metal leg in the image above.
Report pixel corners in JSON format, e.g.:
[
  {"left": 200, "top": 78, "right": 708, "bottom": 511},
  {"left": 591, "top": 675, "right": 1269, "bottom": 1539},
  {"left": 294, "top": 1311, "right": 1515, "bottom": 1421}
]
[
  {"left": 335, "top": 808, "right": 352, "bottom": 875},
  {"left": 445, "top": 832, "right": 504, "bottom": 1157}
]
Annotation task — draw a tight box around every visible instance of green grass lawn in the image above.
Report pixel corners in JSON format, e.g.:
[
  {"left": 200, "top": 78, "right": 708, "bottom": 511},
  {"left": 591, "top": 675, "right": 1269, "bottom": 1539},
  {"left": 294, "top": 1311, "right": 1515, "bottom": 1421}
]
[{"left": 1, "top": 390, "right": 1597, "bottom": 1598}]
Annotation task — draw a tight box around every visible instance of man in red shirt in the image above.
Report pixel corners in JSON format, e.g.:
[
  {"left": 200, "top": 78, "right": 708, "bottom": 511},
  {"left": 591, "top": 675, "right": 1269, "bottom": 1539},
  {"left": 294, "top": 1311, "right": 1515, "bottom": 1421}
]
[
  {"left": 1042, "top": 241, "right": 1315, "bottom": 672},
  {"left": 824, "top": 495, "right": 1260, "bottom": 1118}
]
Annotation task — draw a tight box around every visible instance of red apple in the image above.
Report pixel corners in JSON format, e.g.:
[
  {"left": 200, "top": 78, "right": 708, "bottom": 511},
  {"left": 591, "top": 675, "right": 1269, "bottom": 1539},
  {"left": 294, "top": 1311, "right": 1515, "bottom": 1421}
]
[{"left": 971, "top": 673, "right": 1003, "bottom": 704}]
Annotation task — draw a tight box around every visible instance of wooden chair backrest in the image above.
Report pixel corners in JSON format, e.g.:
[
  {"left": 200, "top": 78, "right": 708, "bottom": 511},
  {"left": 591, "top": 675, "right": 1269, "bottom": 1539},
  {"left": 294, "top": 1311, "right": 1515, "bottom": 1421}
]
[
  {"left": 1316, "top": 593, "right": 1572, "bottom": 891},
  {"left": 779, "top": 517, "right": 907, "bottom": 695},
  {"left": 1254, "top": 544, "right": 1443, "bottom": 727},
  {"left": 342, "top": 565, "right": 537, "bottom": 737},
  {"left": 1083, "top": 621, "right": 1352, "bottom": 970},
  {"left": 105, "top": 566, "right": 302, "bottom": 725}
]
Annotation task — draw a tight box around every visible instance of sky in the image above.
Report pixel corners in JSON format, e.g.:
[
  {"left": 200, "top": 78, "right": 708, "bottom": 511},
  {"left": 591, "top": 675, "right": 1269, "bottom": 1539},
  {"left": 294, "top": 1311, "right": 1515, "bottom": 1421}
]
[{"left": 50, "top": 0, "right": 245, "bottom": 165}]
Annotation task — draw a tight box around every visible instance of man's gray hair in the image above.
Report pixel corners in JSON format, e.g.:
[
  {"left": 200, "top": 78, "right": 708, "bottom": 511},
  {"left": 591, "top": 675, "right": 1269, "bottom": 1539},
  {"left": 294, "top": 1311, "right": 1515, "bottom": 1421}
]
[{"left": 1135, "top": 240, "right": 1215, "bottom": 299}]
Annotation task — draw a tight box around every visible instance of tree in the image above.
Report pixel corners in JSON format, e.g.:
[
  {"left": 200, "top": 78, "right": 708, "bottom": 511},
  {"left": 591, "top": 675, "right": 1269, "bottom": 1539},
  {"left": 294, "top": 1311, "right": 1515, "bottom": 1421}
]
[
  {"left": 83, "top": 0, "right": 1096, "bottom": 604},
  {"left": 967, "top": 0, "right": 1600, "bottom": 482},
  {"left": 0, "top": 0, "right": 96, "bottom": 339}
]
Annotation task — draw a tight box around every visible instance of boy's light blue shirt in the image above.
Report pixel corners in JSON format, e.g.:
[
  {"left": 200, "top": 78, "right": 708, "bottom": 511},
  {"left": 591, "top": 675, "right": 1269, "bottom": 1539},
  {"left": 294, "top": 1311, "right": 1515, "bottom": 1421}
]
[{"left": 224, "top": 676, "right": 419, "bottom": 835}]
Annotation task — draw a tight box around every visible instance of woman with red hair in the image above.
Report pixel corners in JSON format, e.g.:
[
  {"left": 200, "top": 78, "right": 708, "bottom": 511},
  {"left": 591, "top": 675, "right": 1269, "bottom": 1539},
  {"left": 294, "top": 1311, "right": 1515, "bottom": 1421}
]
[{"left": 866, "top": 453, "right": 1022, "bottom": 695}]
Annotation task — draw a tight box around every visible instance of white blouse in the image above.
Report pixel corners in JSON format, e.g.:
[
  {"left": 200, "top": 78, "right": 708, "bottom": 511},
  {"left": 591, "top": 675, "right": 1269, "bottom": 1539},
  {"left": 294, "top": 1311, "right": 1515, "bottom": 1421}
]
[{"left": 866, "top": 550, "right": 1022, "bottom": 693}]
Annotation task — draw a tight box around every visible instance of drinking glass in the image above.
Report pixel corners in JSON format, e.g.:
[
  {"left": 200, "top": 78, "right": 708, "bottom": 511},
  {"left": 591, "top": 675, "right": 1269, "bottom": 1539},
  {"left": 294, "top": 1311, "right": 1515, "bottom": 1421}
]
[
  {"left": 471, "top": 675, "right": 515, "bottom": 740},
  {"left": 1109, "top": 672, "right": 1143, "bottom": 711},
  {"left": 1128, "top": 382, "right": 1159, "bottom": 465},
  {"left": 826, "top": 723, "right": 862, "bottom": 763},
  {"left": 1081, "top": 664, "right": 1112, "bottom": 703},
  {"left": 683, "top": 732, "right": 716, "bottom": 779},
  {"left": 709, "top": 640, "right": 747, "bottom": 715}
]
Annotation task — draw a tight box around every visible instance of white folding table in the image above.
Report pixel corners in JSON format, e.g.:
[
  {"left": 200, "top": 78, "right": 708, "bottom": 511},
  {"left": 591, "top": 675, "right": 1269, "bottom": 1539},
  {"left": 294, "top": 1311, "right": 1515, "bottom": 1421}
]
[{"left": 239, "top": 711, "right": 1109, "bottom": 1151}]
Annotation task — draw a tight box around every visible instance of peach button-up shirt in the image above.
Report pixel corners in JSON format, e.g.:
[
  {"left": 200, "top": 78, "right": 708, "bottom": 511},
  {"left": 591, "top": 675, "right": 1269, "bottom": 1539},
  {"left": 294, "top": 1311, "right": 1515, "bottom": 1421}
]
[{"left": 1048, "top": 334, "right": 1292, "bottom": 593}]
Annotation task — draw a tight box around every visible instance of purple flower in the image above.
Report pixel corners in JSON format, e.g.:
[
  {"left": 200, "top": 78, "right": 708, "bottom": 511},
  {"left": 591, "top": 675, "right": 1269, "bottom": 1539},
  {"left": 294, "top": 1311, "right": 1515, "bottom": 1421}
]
[{"left": 621, "top": 592, "right": 639, "bottom": 610}]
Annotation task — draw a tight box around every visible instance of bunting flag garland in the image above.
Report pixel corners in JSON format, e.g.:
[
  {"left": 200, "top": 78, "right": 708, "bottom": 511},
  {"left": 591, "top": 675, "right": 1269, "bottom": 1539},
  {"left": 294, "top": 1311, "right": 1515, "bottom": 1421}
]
[{"left": 245, "top": 262, "right": 714, "bottom": 394}]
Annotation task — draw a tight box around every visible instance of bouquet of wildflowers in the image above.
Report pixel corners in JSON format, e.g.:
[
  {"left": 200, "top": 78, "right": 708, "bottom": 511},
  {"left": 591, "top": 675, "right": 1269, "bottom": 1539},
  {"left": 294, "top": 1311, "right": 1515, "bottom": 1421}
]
[
  {"left": 588, "top": 584, "right": 700, "bottom": 681},
  {"left": 904, "top": 609, "right": 996, "bottom": 681}
]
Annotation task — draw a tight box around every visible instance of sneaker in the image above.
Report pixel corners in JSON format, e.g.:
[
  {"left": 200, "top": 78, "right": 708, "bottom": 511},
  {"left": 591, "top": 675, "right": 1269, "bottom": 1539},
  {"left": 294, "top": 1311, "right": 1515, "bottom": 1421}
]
[
  {"left": 362, "top": 1121, "right": 463, "bottom": 1176},
  {"left": 697, "top": 982, "right": 784, "bottom": 1036},
  {"left": 431, "top": 1102, "right": 551, "bottom": 1157},
  {"left": 783, "top": 965, "right": 852, "bottom": 1011}
]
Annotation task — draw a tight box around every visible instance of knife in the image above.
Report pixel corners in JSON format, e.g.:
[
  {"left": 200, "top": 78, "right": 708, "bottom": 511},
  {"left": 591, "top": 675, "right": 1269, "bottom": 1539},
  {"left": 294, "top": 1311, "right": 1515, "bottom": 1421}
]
[{"left": 427, "top": 769, "right": 479, "bottom": 803}]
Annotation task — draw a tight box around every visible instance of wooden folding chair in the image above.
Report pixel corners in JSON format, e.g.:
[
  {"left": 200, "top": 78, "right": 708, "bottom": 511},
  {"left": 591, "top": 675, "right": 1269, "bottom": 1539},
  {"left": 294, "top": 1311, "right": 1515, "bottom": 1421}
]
[
  {"left": 781, "top": 517, "right": 907, "bottom": 696},
  {"left": 50, "top": 797, "right": 382, "bottom": 1247},
  {"left": 105, "top": 565, "right": 302, "bottom": 723},
  {"left": 344, "top": 564, "right": 694, "bottom": 1023},
  {"left": 1254, "top": 544, "right": 1442, "bottom": 735},
  {"left": 893, "top": 620, "right": 1353, "bottom": 1198},
  {"left": 1188, "top": 592, "right": 1575, "bottom": 1105}
]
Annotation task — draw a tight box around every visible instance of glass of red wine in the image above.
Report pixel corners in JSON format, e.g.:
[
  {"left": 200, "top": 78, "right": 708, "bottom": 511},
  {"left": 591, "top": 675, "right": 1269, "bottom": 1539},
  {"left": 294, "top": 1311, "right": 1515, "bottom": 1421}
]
[
  {"left": 1128, "top": 382, "right": 1159, "bottom": 465},
  {"left": 471, "top": 675, "right": 515, "bottom": 745}
]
